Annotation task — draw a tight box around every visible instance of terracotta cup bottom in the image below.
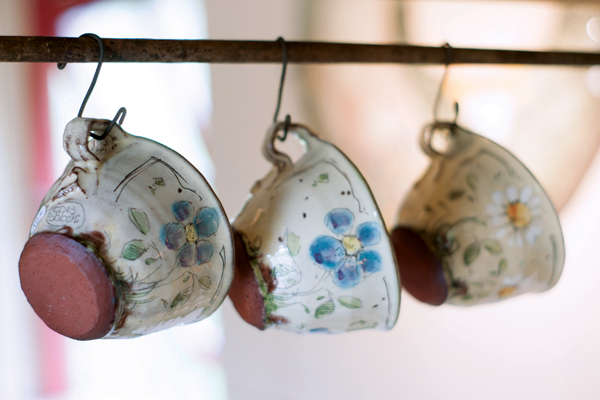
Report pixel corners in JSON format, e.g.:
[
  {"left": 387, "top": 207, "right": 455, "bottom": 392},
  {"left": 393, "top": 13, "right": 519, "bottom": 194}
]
[
  {"left": 227, "top": 231, "right": 267, "bottom": 330},
  {"left": 19, "top": 233, "right": 117, "bottom": 340},
  {"left": 390, "top": 226, "right": 448, "bottom": 306}
]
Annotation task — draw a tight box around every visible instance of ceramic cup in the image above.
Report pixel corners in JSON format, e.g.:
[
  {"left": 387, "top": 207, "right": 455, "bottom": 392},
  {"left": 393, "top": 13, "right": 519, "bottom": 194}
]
[
  {"left": 19, "top": 118, "right": 234, "bottom": 339},
  {"left": 392, "top": 121, "right": 565, "bottom": 306},
  {"left": 229, "top": 121, "right": 401, "bottom": 333}
]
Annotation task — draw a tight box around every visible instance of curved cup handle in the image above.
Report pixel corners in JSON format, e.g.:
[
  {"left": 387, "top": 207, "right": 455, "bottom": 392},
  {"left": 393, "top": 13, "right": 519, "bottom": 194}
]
[
  {"left": 262, "top": 121, "right": 320, "bottom": 174},
  {"left": 63, "top": 117, "right": 111, "bottom": 194},
  {"left": 420, "top": 121, "right": 473, "bottom": 159}
]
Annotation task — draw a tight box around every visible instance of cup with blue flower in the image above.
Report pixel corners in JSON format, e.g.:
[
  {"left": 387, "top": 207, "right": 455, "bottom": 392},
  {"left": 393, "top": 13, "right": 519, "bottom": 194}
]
[{"left": 229, "top": 121, "right": 401, "bottom": 333}]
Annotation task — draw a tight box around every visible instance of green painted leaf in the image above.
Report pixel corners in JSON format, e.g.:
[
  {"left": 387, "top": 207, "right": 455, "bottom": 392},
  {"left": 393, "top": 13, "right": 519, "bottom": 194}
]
[
  {"left": 303, "top": 305, "right": 310, "bottom": 314},
  {"left": 448, "top": 189, "right": 465, "bottom": 200},
  {"left": 273, "top": 292, "right": 294, "bottom": 301},
  {"left": 318, "top": 173, "right": 329, "bottom": 183},
  {"left": 161, "top": 299, "right": 168, "bottom": 308},
  {"left": 183, "top": 276, "right": 190, "bottom": 283},
  {"left": 317, "top": 296, "right": 325, "bottom": 300},
  {"left": 122, "top": 240, "right": 147, "bottom": 260},
  {"left": 264, "top": 293, "right": 278, "bottom": 315},
  {"left": 271, "top": 294, "right": 292, "bottom": 308},
  {"left": 483, "top": 238, "right": 503, "bottom": 255},
  {"left": 350, "top": 320, "right": 367, "bottom": 326},
  {"left": 273, "top": 263, "right": 294, "bottom": 277},
  {"left": 154, "top": 178, "right": 165, "bottom": 186},
  {"left": 124, "top": 286, "right": 153, "bottom": 302},
  {"left": 171, "top": 286, "right": 193, "bottom": 308},
  {"left": 315, "top": 300, "right": 335, "bottom": 319},
  {"left": 347, "top": 322, "right": 377, "bottom": 332},
  {"left": 287, "top": 232, "right": 301, "bottom": 257},
  {"left": 463, "top": 242, "right": 480, "bottom": 266},
  {"left": 498, "top": 258, "right": 507, "bottom": 275},
  {"left": 129, "top": 208, "right": 150, "bottom": 235},
  {"left": 145, "top": 257, "right": 156, "bottom": 265},
  {"left": 199, "top": 275, "right": 211, "bottom": 290},
  {"left": 170, "top": 294, "right": 184, "bottom": 308},
  {"left": 466, "top": 174, "right": 478, "bottom": 191},
  {"left": 338, "top": 296, "right": 363, "bottom": 309},
  {"left": 278, "top": 270, "right": 301, "bottom": 288}
]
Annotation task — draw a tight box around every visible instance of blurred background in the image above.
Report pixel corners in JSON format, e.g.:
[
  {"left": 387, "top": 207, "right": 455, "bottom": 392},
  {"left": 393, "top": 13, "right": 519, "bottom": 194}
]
[{"left": 2, "top": 0, "right": 600, "bottom": 399}]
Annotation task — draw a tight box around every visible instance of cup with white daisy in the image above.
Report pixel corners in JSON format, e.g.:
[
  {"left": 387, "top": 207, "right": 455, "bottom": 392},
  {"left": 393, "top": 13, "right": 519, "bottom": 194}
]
[{"left": 392, "top": 122, "right": 565, "bottom": 306}]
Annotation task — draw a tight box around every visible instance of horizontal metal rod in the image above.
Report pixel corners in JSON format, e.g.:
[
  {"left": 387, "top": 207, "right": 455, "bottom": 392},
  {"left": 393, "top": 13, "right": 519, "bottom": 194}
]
[{"left": 1, "top": 36, "right": 599, "bottom": 66}]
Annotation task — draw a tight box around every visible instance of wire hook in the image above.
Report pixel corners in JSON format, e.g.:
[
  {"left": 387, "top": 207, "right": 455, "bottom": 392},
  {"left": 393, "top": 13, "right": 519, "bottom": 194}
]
[
  {"left": 433, "top": 43, "right": 459, "bottom": 124},
  {"left": 58, "top": 33, "right": 127, "bottom": 140},
  {"left": 273, "top": 37, "right": 291, "bottom": 141}
]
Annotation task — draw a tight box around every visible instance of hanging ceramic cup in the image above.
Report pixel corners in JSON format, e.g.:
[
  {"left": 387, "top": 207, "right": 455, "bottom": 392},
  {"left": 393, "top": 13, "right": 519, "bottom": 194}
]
[
  {"left": 19, "top": 118, "right": 234, "bottom": 339},
  {"left": 229, "top": 121, "right": 401, "bottom": 333},
  {"left": 392, "top": 121, "right": 565, "bottom": 306}
]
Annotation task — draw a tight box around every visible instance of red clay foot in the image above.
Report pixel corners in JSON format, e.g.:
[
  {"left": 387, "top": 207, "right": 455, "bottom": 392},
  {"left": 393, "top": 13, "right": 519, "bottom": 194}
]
[
  {"left": 391, "top": 226, "right": 448, "bottom": 305},
  {"left": 19, "top": 233, "right": 117, "bottom": 340},
  {"left": 228, "top": 231, "right": 266, "bottom": 330}
]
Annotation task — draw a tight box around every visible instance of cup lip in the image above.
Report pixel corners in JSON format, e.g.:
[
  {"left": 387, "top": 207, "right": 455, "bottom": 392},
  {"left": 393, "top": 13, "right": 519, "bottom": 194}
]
[
  {"left": 411, "top": 120, "right": 566, "bottom": 293},
  {"left": 256, "top": 120, "right": 402, "bottom": 330}
]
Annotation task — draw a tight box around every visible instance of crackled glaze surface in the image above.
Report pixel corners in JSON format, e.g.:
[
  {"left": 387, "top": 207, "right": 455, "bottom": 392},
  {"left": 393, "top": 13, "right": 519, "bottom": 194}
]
[
  {"left": 30, "top": 118, "right": 234, "bottom": 338},
  {"left": 397, "top": 122, "right": 565, "bottom": 306},
  {"left": 232, "top": 122, "right": 401, "bottom": 333}
]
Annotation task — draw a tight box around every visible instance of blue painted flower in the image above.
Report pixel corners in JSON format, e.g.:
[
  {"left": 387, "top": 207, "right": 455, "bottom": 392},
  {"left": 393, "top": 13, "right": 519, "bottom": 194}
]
[
  {"left": 309, "top": 208, "right": 382, "bottom": 288},
  {"left": 161, "top": 201, "right": 218, "bottom": 267}
]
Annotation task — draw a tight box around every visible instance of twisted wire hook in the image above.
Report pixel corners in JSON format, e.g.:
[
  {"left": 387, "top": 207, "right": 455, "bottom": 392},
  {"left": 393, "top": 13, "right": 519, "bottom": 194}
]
[
  {"left": 433, "top": 43, "right": 459, "bottom": 124},
  {"left": 58, "top": 33, "right": 127, "bottom": 140},
  {"left": 273, "top": 37, "right": 291, "bottom": 141}
]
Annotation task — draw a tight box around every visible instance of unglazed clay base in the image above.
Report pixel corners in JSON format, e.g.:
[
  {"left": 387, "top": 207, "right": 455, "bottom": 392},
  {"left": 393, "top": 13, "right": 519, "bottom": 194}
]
[
  {"left": 390, "top": 226, "right": 447, "bottom": 306},
  {"left": 229, "top": 231, "right": 267, "bottom": 329},
  {"left": 19, "top": 233, "right": 117, "bottom": 340}
]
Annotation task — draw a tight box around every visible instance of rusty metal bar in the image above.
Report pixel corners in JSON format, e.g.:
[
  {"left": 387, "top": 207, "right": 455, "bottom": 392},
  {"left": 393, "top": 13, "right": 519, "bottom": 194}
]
[{"left": 0, "top": 36, "right": 599, "bottom": 65}]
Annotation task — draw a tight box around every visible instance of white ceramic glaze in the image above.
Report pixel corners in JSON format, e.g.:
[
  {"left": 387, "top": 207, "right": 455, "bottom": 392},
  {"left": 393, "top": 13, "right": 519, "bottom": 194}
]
[
  {"left": 31, "top": 118, "right": 234, "bottom": 338},
  {"left": 232, "top": 122, "right": 401, "bottom": 333},
  {"left": 397, "top": 122, "right": 565, "bottom": 305}
]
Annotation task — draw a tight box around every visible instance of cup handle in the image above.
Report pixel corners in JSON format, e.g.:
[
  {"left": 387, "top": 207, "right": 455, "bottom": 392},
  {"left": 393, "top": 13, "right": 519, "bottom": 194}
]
[
  {"left": 63, "top": 117, "right": 111, "bottom": 194},
  {"left": 262, "top": 121, "right": 319, "bottom": 174},
  {"left": 420, "top": 122, "right": 451, "bottom": 158},
  {"left": 420, "top": 121, "right": 474, "bottom": 159}
]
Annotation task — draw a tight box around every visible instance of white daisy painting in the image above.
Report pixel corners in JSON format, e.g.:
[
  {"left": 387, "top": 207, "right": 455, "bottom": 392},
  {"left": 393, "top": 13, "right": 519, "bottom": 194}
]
[{"left": 487, "top": 185, "right": 544, "bottom": 248}]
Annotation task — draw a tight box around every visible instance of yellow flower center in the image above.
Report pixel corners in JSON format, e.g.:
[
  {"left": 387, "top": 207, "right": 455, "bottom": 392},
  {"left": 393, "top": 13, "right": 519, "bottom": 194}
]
[
  {"left": 498, "top": 286, "right": 517, "bottom": 298},
  {"left": 507, "top": 202, "right": 531, "bottom": 228},
  {"left": 342, "top": 236, "right": 362, "bottom": 255},
  {"left": 185, "top": 224, "right": 198, "bottom": 243}
]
